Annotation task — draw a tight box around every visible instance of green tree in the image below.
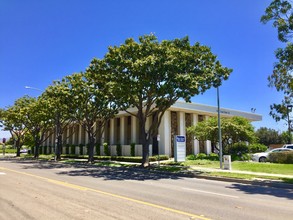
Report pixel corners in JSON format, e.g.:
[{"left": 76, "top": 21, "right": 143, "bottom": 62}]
[
  {"left": 0, "top": 107, "right": 28, "bottom": 156},
  {"left": 90, "top": 34, "right": 232, "bottom": 167},
  {"left": 65, "top": 72, "right": 119, "bottom": 163},
  {"left": 187, "top": 116, "right": 256, "bottom": 154},
  {"left": 255, "top": 127, "right": 282, "bottom": 146},
  {"left": 261, "top": 0, "right": 293, "bottom": 124},
  {"left": 14, "top": 96, "right": 54, "bottom": 158},
  {"left": 41, "top": 79, "right": 77, "bottom": 160}
]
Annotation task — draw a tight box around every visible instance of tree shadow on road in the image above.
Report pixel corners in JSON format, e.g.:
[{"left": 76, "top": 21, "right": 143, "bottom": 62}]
[
  {"left": 227, "top": 183, "right": 293, "bottom": 200},
  {"left": 2, "top": 158, "right": 200, "bottom": 181}
]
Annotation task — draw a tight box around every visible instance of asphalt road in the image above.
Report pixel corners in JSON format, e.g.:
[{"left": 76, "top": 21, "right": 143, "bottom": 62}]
[{"left": 0, "top": 158, "right": 292, "bottom": 220}]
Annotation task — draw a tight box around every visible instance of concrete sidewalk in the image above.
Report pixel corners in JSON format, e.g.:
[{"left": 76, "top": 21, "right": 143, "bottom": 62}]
[{"left": 189, "top": 166, "right": 293, "bottom": 179}]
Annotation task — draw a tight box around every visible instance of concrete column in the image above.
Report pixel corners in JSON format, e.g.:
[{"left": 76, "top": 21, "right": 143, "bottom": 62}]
[
  {"left": 120, "top": 116, "right": 126, "bottom": 144},
  {"left": 131, "top": 116, "right": 138, "bottom": 143},
  {"left": 110, "top": 118, "right": 115, "bottom": 145},
  {"left": 177, "top": 111, "right": 186, "bottom": 136},
  {"left": 85, "top": 128, "right": 89, "bottom": 144},
  {"left": 205, "top": 116, "right": 212, "bottom": 154},
  {"left": 192, "top": 114, "right": 200, "bottom": 154},
  {"left": 158, "top": 111, "right": 171, "bottom": 156}
]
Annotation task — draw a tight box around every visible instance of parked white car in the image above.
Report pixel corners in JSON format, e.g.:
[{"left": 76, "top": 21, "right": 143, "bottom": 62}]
[
  {"left": 252, "top": 148, "right": 293, "bottom": 162},
  {"left": 282, "top": 144, "right": 293, "bottom": 149}
]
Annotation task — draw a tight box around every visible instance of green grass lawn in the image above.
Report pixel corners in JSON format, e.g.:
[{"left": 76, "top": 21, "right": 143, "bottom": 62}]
[{"left": 180, "top": 159, "right": 293, "bottom": 175}]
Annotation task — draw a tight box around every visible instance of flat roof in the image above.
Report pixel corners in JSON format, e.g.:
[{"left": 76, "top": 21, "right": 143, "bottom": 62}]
[{"left": 118, "top": 101, "right": 262, "bottom": 122}]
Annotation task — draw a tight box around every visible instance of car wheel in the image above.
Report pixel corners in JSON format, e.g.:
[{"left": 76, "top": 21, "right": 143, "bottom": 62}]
[{"left": 259, "top": 157, "right": 266, "bottom": 162}]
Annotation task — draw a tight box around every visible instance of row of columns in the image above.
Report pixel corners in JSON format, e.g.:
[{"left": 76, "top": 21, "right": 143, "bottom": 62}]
[{"left": 44, "top": 111, "right": 212, "bottom": 155}]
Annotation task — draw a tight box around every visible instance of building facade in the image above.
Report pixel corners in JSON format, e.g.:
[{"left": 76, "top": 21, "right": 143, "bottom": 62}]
[{"left": 44, "top": 101, "right": 262, "bottom": 157}]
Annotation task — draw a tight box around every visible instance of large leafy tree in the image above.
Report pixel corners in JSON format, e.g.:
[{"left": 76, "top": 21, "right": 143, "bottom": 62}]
[
  {"left": 89, "top": 34, "right": 232, "bottom": 167},
  {"left": 15, "top": 96, "right": 54, "bottom": 158},
  {"left": 255, "top": 127, "right": 283, "bottom": 146},
  {"left": 0, "top": 107, "right": 27, "bottom": 156},
  {"left": 261, "top": 0, "right": 293, "bottom": 125},
  {"left": 65, "top": 72, "right": 119, "bottom": 163},
  {"left": 187, "top": 116, "right": 256, "bottom": 154},
  {"left": 41, "top": 80, "right": 77, "bottom": 160}
]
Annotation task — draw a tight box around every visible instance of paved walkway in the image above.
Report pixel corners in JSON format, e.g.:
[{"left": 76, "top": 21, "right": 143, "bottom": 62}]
[{"left": 189, "top": 166, "right": 293, "bottom": 179}]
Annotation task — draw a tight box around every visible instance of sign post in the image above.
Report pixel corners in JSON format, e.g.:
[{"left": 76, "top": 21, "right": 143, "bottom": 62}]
[
  {"left": 157, "top": 135, "right": 160, "bottom": 167},
  {"left": 174, "top": 135, "right": 186, "bottom": 162}
]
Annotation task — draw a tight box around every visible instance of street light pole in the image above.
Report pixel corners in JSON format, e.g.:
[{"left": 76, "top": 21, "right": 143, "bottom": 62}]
[
  {"left": 217, "top": 86, "right": 223, "bottom": 169},
  {"left": 287, "top": 105, "right": 293, "bottom": 144}
]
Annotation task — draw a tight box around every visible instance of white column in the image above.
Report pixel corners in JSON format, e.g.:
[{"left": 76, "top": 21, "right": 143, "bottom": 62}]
[
  {"left": 85, "top": 128, "right": 89, "bottom": 144},
  {"left": 120, "top": 117, "right": 126, "bottom": 144},
  {"left": 110, "top": 118, "right": 115, "bottom": 145},
  {"left": 205, "top": 116, "right": 212, "bottom": 154},
  {"left": 192, "top": 114, "right": 200, "bottom": 154},
  {"left": 158, "top": 111, "right": 171, "bottom": 156},
  {"left": 177, "top": 111, "right": 186, "bottom": 136},
  {"left": 131, "top": 116, "right": 138, "bottom": 143}
]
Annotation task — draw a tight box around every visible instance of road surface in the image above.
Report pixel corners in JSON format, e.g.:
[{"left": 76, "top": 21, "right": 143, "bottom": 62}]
[{"left": 0, "top": 158, "right": 292, "bottom": 220}]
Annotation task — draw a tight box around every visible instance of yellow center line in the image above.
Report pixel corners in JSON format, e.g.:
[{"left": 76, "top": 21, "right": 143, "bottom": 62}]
[{"left": 0, "top": 166, "right": 211, "bottom": 220}]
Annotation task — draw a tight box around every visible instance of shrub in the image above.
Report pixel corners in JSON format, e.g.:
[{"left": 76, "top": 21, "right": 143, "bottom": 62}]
[
  {"left": 95, "top": 144, "right": 100, "bottom": 156},
  {"left": 79, "top": 144, "right": 84, "bottom": 155},
  {"left": 130, "top": 143, "right": 135, "bottom": 157},
  {"left": 208, "top": 153, "right": 219, "bottom": 161},
  {"left": 71, "top": 145, "right": 76, "bottom": 155},
  {"left": 65, "top": 144, "right": 70, "bottom": 155},
  {"left": 186, "top": 154, "right": 197, "bottom": 160},
  {"left": 229, "top": 142, "right": 249, "bottom": 156},
  {"left": 116, "top": 144, "right": 122, "bottom": 156},
  {"left": 196, "top": 153, "right": 207, "bottom": 160},
  {"left": 249, "top": 143, "right": 268, "bottom": 153},
  {"left": 269, "top": 151, "right": 293, "bottom": 164},
  {"left": 103, "top": 142, "right": 110, "bottom": 156}
]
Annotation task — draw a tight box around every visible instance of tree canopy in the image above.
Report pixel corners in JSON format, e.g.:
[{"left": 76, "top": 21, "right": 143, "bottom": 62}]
[
  {"left": 187, "top": 116, "right": 256, "bottom": 153},
  {"left": 89, "top": 34, "right": 232, "bottom": 166},
  {"left": 261, "top": 0, "right": 293, "bottom": 124}
]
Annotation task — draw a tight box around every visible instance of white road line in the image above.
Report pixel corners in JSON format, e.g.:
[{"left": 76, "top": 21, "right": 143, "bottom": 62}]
[
  {"left": 0, "top": 172, "right": 6, "bottom": 175},
  {"left": 181, "top": 187, "right": 239, "bottom": 199}
]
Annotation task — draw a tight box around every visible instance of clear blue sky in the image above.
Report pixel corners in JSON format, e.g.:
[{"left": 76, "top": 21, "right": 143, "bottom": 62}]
[{"left": 0, "top": 0, "right": 284, "bottom": 138}]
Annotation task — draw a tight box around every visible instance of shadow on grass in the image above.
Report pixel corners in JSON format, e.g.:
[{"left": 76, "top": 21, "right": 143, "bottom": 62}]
[{"left": 1, "top": 157, "right": 200, "bottom": 181}]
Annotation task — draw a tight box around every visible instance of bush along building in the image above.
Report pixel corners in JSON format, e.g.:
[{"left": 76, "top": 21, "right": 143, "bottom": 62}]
[{"left": 41, "top": 101, "right": 262, "bottom": 157}]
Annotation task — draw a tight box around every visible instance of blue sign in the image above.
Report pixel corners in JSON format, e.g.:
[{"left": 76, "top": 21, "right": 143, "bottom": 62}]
[{"left": 176, "top": 136, "right": 185, "bottom": 142}]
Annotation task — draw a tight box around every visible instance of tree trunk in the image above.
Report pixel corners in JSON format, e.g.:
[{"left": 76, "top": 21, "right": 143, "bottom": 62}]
[
  {"left": 34, "top": 141, "right": 39, "bottom": 159},
  {"left": 16, "top": 139, "right": 21, "bottom": 157},
  {"left": 87, "top": 133, "right": 95, "bottom": 163},
  {"left": 141, "top": 139, "right": 151, "bottom": 167}
]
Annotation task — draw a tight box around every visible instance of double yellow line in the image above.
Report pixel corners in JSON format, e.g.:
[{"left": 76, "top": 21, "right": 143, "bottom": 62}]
[{"left": 0, "top": 166, "right": 211, "bottom": 220}]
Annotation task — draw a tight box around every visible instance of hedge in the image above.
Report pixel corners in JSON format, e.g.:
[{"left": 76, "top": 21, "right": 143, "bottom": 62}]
[{"left": 268, "top": 151, "right": 293, "bottom": 164}]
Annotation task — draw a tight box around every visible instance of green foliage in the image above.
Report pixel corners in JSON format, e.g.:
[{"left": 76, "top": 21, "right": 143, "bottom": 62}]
[
  {"left": 71, "top": 145, "right": 76, "bottom": 155},
  {"left": 196, "top": 153, "right": 207, "bottom": 160},
  {"left": 186, "top": 154, "right": 197, "bottom": 160},
  {"left": 79, "top": 144, "right": 84, "bottom": 155},
  {"left": 255, "top": 127, "right": 282, "bottom": 146},
  {"left": 261, "top": 1, "right": 293, "bottom": 124},
  {"left": 208, "top": 153, "right": 219, "bottom": 161},
  {"left": 130, "top": 143, "right": 135, "bottom": 157},
  {"left": 248, "top": 143, "right": 268, "bottom": 153},
  {"left": 188, "top": 116, "right": 256, "bottom": 154},
  {"left": 90, "top": 34, "right": 232, "bottom": 166},
  {"left": 228, "top": 142, "right": 249, "bottom": 155},
  {"left": 95, "top": 143, "right": 100, "bottom": 156},
  {"left": 269, "top": 151, "right": 293, "bottom": 164},
  {"left": 116, "top": 144, "right": 122, "bottom": 156},
  {"left": 103, "top": 142, "right": 110, "bottom": 156}
]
